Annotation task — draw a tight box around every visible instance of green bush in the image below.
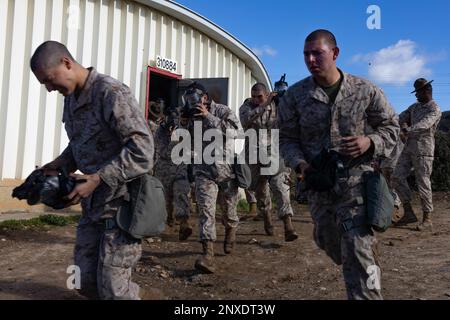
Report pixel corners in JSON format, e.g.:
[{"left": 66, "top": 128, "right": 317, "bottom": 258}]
[
  {"left": 237, "top": 199, "right": 249, "bottom": 212},
  {"left": 432, "top": 130, "right": 450, "bottom": 191}
]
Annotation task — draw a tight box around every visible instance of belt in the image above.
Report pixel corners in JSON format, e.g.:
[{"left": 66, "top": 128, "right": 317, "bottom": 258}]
[{"left": 340, "top": 214, "right": 367, "bottom": 233}]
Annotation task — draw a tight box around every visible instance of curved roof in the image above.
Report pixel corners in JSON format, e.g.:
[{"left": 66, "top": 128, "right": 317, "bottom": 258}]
[{"left": 134, "top": 0, "right": 272, "bottom": 89}]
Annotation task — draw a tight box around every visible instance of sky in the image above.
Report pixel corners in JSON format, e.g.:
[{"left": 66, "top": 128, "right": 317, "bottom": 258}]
[{"left": 175, "top": 0, "right": 450, "bottom": 113}]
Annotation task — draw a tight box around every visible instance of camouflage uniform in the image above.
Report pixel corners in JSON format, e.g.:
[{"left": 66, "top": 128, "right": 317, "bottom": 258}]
[
  {"left": 393, "top": 100, "right": 441, "bottom": 213},
  {"left": 239, "top": 99, "right": 293, "bottom": 219},
  {"left": 380, "top": 139, "right": 404, "bottom": 208},
  {"left": 57, "top": 68, "right": 154, "bottom": 299},
  {"left": 278, "top": 71, "right": 399, "bottom": 300},
  {"left": 148, "top": 119, "right": 159, "bottom": 137},
  {"left": 185, "top": 101, "right": 240, "bottom": 241},
  {"left": 154, "top": 123, "right": 191, "bottom": 221},
  {"left": 245, "top": 189, "right": 256, "bottom": 204}
]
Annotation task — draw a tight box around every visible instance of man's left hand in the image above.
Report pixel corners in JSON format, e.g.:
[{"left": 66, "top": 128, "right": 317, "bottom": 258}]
[
  {"left": 340, "top": 136, "right": 372, "bottom": 158},
  {"left": 65, "top": 173, "right": 101, "bottom": 206}
]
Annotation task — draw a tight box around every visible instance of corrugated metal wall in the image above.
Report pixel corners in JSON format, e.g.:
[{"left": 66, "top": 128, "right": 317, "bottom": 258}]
[{"left": 0, "top": 0, "right": 260, "bottom": 179}]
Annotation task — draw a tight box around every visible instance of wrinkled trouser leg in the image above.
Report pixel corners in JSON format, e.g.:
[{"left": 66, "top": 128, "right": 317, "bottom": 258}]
[
  {"left": 74, "top": 221, "right": 103, "bottom": 299},
  {"left": 245, "top": 189, "right": 256, "bottom": 204},
  {"left": 392, "top": 151, "right": 414, "bottom": 205},
  {"left": 308, "top": 185, "right": 383, "bottom": 300},
  {"left": 250, "top": 164, "right": 271, "bottom": 215},
  {"left": 268, "top": 168, "right": 294, "bottom": 219},
  {"left": 195, "top": 175, "right": 219, "bottom": 241},
  {"left": 217, "top": 181, "right": 240, "bottom": 229},
  {"left": 381, "top": 168, "right": 402, "bottom": 207},
  {"left": 412, "top": 156, "right": 434, "bottom": 213},
  {"left": 155, "top": 167, "right": 175, "bottom": 222},
  {"left": 173, "top": 176, "right": 191, "bottom": 220},
  {"left": 98, "top": 228, "right": 142, "bottom": 300},
  {"left": 340, "top": 225, "right": 381, "bottom": 300},
  {"left": 74, "top": 218, "right": 142, "bottom": 300}
]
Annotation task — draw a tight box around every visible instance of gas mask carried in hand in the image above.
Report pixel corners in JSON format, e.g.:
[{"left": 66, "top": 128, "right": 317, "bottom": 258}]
[
  {"left": 273, "top": 74, "right": 288, "bottom": 106},
  {"left": 12, "top": 169, "right": 84, "bottom": 209}
]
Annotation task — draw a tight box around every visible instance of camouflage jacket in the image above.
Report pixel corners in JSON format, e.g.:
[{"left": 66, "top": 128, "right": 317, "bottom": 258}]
[
  {"left": 154, "top": 123, "right": 187, "bottom": 173},
  {"left": 239, "top": 99, "right": 278, "bottom": 131},
  {"left": 184, "top": 100, "right": 241, "bottom": 182},
  {"left": 278, "top": 71, "right": 399, "bottom": 172},
  {"left": 57, "top": 68, "right": 154, "bottom": 215},
  {"left": 400, "top": 100, "right": 441, "bottom": 157},
  {"left": 380, "top": 139, "right": 404, "bottom": 169},
  {"left": 239, "top": 99, "right": 278, "bottom": 149}
]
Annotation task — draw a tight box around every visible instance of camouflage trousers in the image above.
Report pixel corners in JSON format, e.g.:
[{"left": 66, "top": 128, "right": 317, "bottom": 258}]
[
  {"left": 308, "top": 173, "right": 382, "bottom": 300},
  {"left": 249, "top": 164, "right": 293, "bottom": 219},
  {"left": 245, "top": 189, "right": 256, "bottom": 204},
  {"left": 155, "top": 162, "right": 191, "bottom": 219},
  {"left": 392, "top": 152, "right": 434, "bottom": 213},
  {"left": 74, "top": 216, "right": 142, "bottom": 300},
  {"left": 381, "top": 168, "right": 402, "bottom": 208},
  {"left": 195, "top": 175, "right": 239, "bottom": 241}
]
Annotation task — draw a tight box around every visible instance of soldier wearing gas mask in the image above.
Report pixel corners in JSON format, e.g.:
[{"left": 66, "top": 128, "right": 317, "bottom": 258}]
[
  {"left": 154, "top": 106, "right": 192, "bottom": 240},
  {"left": 180, "top": 82, "right": 241, "bottom": 274}
]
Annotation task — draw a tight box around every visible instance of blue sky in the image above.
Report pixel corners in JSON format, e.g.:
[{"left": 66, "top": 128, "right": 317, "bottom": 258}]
[{"left": 175, "top": 0, "right": 450, "bottom": 113}]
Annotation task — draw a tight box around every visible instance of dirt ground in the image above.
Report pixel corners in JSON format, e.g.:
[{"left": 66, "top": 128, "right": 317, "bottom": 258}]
[{"left": 0, "top": 192, "right": 449, "bottom": 300}]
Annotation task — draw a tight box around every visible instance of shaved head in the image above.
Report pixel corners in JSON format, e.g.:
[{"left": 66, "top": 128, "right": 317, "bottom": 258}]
[
  {"left": 305, "top": 29, "right": 337, "bottom": 48},
  {"left": 251, "top": 83, "right": 268, "bottom": 93},
  {"left": 30, "top": 41, "right": 75, "bottom": 72}
]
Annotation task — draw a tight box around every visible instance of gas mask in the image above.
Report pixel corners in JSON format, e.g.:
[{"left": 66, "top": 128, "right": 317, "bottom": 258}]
[
  {"left": 273, "top": 74, "right": 288, "bottom": 105},
  {"left": 181, "top": 89, "right": 204, "bottom": 118},
  {"left": 12, "top": 169, "right": 83, "bottom": 209}
]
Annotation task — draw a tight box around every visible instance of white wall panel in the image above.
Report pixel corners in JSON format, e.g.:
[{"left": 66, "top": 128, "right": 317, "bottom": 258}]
[{"left": 0, "top": 0, "right": 269, "bottom": 179}]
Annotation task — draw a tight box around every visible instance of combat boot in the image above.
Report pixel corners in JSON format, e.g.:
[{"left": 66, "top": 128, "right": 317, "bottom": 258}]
[
  {"left": 223, "top": 227, "right": 237, "bottom": 254},
  {"left": 178, "top": 217, "right": 193, "bottom": 241},
  {"left": 394, "top": 202, "right": 418, "bottom": 226},
  {"left": 194, "top": 241, "right": 215, "bottom": 274},
  {"left": 416, "top": 212, "right": 433, "bottom": 232},
  {"left": 283, "top": 215, "right": 298, "bottom": 242},
  {"left": 263, "top": 211, "right": 274, "bottom": 236}
]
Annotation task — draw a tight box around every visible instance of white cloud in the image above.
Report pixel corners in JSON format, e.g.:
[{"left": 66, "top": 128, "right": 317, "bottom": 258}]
[
  {"left": 351, "top": 40, "right": 432, "bottom": 85},
  {"left": 251, "top": 45, "right": 277, "bottom": 57}
]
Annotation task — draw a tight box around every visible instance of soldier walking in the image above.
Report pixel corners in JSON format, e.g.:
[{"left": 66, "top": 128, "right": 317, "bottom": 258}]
[
  {"left": 239, "top": 83, "right": 298, "bottom": 241},
  {"left": 30, "top": 41, "right": 154, "bottom": 299},
  {"left": 278, "top": 30, "right": 399, "bottom": 299}
]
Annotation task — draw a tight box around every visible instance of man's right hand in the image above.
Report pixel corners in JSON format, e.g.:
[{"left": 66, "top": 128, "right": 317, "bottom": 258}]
[{"left": 263, "top": 92, "right": 277, "bottom": 109}]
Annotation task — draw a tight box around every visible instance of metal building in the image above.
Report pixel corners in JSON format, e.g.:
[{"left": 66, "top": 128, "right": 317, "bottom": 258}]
[{"left": 0, "top": 0, "right": 270, "bottom": 180}]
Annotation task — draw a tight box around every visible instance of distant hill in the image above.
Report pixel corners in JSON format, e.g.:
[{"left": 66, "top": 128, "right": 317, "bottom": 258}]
[{"left": 438, "top": 111, "right": 450, "bottom": 132}]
